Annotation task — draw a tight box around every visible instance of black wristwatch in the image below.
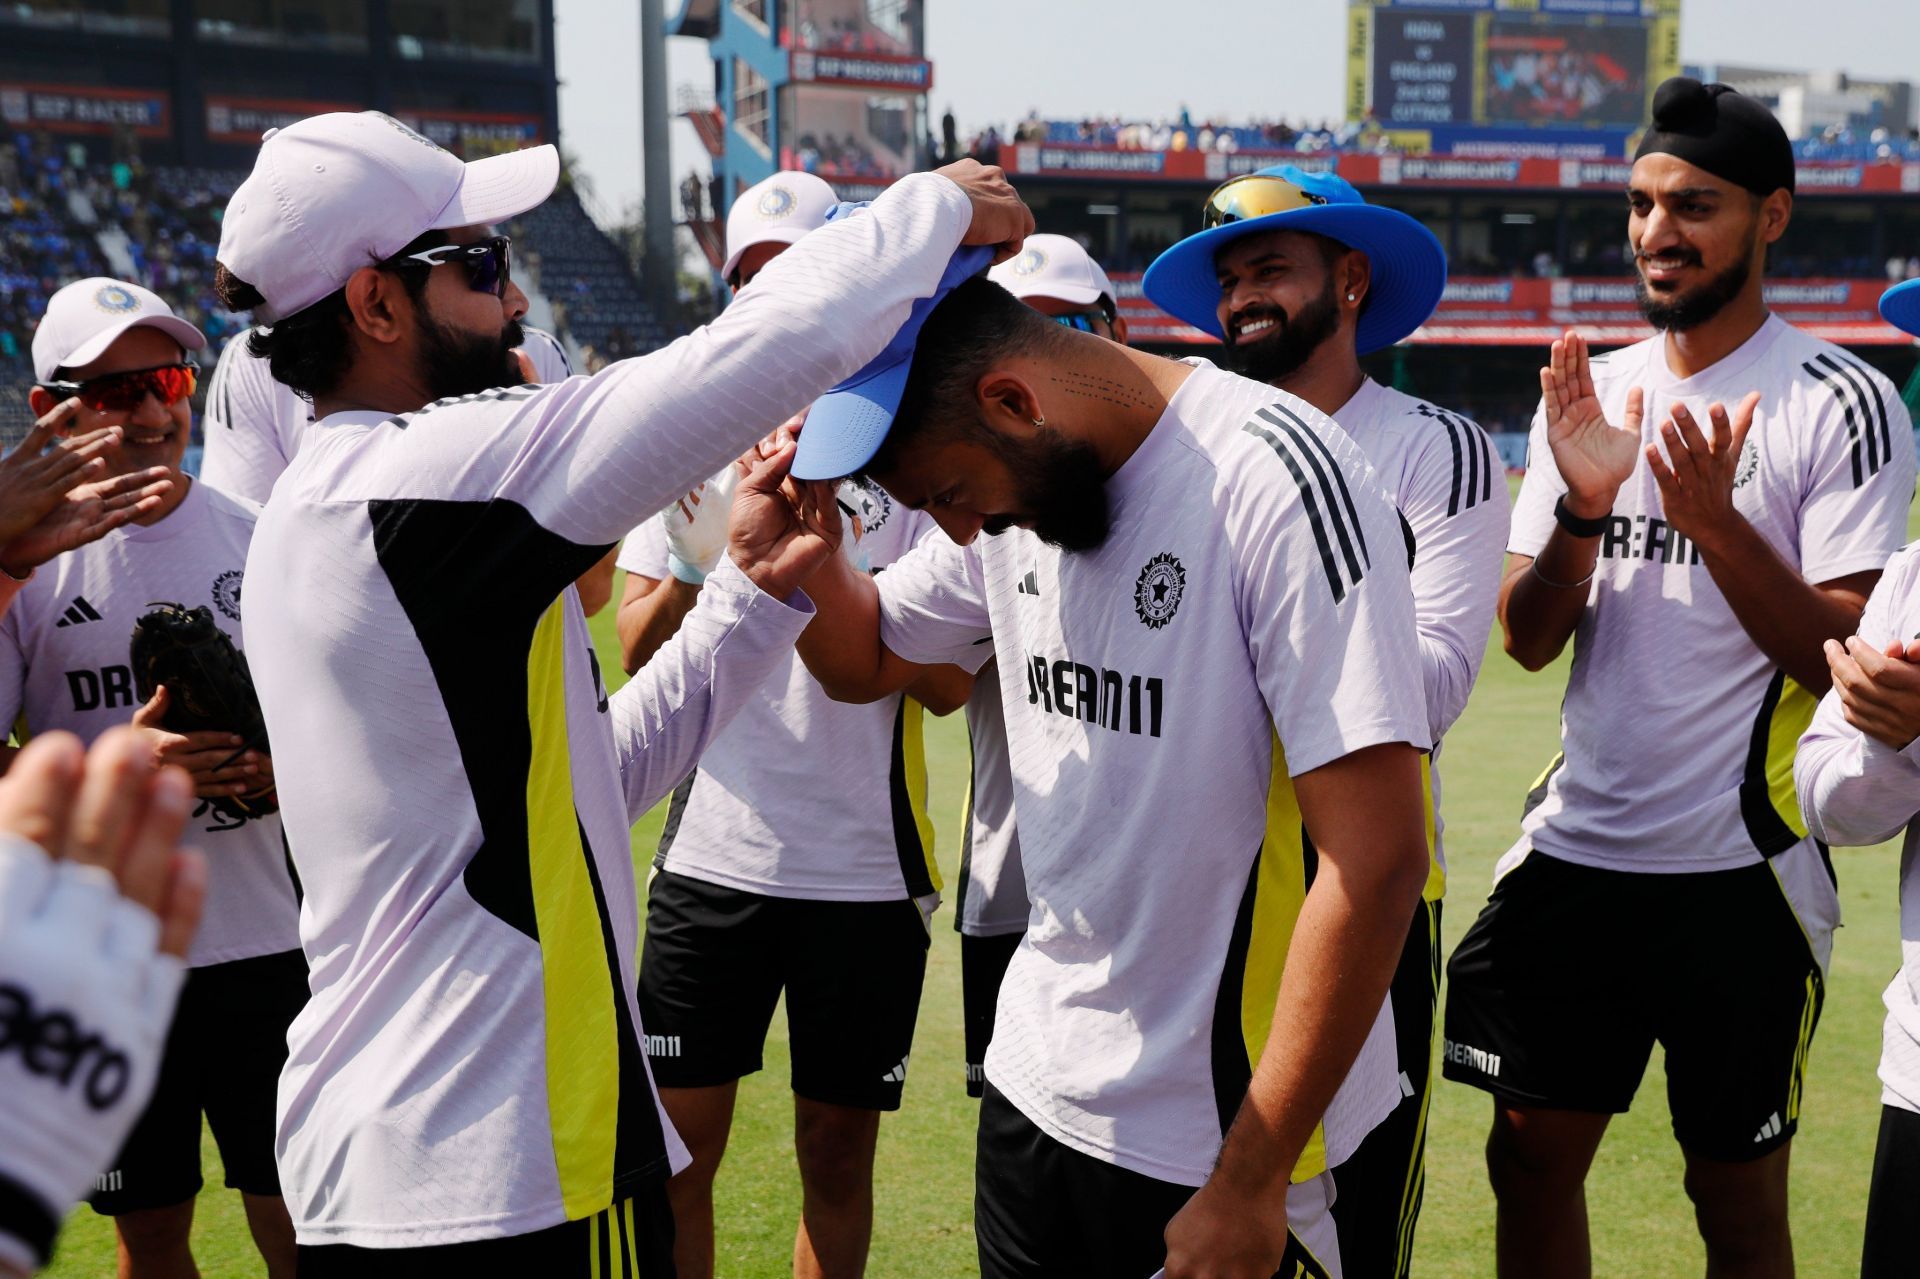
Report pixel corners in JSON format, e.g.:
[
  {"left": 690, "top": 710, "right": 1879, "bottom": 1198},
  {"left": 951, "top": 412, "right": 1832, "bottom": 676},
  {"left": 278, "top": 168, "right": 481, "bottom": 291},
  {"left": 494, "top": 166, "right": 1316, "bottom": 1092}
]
[{"left": 1553, "top": 495, "right": 1610, "bottom": 538}]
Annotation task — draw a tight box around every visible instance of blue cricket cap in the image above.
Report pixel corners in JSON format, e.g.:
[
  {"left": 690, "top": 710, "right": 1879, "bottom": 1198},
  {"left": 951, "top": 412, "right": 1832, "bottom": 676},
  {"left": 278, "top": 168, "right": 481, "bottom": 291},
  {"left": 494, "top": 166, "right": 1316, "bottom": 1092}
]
[
  {"left": 1142, "top": 164, "right": 1447, "bottom": 355},
  {"left": 1882, "top": 279, "right": 1920, "bottom": 339},
  {"left": 791, "top": 221, "right": 996, "bottom": 481}
]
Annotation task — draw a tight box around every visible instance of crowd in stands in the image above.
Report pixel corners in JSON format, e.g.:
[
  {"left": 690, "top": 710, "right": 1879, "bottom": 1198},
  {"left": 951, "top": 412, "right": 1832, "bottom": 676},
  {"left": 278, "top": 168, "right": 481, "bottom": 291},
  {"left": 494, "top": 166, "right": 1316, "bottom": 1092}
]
[
  {"left": 964, "top": 110, "right": 1412, "bottom": 159},
  {"left": 778, "top": 12, "right": 908, "bottom": 56},
  {"left": 959, "top": 110, "right": 1920, "bottom": 165},
  {"left": 1794, "top": 123, "right": 1920, "bottom": 161},
  {"left": 4, "top": 134, "right": 673, "bottom": 434},
  {"left": 789, "top": 132, "right": 897, "bottom": 179}
]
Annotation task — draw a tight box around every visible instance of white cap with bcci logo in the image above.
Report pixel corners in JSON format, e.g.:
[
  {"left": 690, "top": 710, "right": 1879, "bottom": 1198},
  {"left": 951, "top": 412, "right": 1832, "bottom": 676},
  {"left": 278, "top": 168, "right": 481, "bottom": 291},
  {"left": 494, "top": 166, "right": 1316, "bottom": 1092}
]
[
  {"left": 722, "top": 171, "right": 838, "bottom": 281},
  {"left": 987, "top": 232, "right": 1115, "bottom": 307},
  {"left": 216, "top": 110, "right": 559, "bottom": 321},
  {"left": 31, "top": 278, "right": 206, "bottom": 383}
]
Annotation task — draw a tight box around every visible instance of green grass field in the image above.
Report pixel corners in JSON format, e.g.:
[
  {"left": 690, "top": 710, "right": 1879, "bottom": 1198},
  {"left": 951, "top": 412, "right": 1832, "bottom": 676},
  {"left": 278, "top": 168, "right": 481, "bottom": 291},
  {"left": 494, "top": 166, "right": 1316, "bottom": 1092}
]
[{"left": 44, "top": 496, "right": 1906, "bottom": 1276}]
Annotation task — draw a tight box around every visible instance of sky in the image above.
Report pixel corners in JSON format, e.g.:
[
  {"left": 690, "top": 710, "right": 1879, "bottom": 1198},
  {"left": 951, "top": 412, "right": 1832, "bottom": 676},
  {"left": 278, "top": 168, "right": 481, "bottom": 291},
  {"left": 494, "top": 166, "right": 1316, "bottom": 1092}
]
[{"left": 552, "top": 0, "right": 1920, "bottom": 221}]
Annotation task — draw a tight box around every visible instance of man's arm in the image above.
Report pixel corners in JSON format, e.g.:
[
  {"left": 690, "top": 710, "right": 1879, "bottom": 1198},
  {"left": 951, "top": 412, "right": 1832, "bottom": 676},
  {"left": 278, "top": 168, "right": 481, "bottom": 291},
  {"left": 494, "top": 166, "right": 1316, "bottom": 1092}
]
[
  {"left": 903, "top": 664, "right": 974, "bottom": 716},
  {"left": 1500, "top": 333, "right": 1642, "bottom": 671},
  {"left": 1797, "top": 547, "right": 1920, "bottom": 846},
  {"left": 477, "top": 164, "right": 1032, "bottom": 551},
  {"left": 574, "top": 546, "right": 619, "bottom": 618},
  {"left": 608, "top": 441, "right": 839, "bottom": 816},
  {"left": 1163, "top": 743, "right": 1429, "bottom": 1273},
  {"left": 616, "top": 572, "right": 700, "bottom": 674},
  {"left": 1402, "top": 419, "right": 1511, "bottom": 738},
  {"left": 796, "top": 545, "right": 985, "bottom": 703}
]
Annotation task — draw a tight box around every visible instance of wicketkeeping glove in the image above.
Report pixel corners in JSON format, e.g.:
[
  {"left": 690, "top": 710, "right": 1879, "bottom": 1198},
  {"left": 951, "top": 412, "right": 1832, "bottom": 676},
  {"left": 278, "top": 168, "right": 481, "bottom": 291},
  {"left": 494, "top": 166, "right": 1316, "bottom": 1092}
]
[
  {"left": 663, "top": 464, "right": 739, "bottom": 584},
  {"left": 130, "top": 602, "right": 277, "bottom": 822},
  {"left": 0, "top": 835, "right": 183, "bottom": 1273}
]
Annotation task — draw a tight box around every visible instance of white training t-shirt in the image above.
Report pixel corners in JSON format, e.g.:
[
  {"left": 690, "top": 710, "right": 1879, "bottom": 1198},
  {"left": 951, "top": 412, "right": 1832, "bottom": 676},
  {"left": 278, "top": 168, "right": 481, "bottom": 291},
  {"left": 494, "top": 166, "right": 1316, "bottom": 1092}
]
[
  {"left": 1329, "top": 375, "right": 1509, "bottom": 898},
  {"left": 619, "top": 487, "right": 951, "bottom": 902},
  {"left": 240, "top": 172, "right": 977, "bottom": 1247},
  {"left": 200, "top": 326, "right": 573, "bottom": 504},
  {"left": 876, "top": 362, "right": 1430, "bottom": 1186},
  {"left": 1510, "top": 315, "right": 1914, "bottom": 875},
  {"left": 1798, "top": 542, "right": 1920, "bottom": 1113},
  {"left": 0, "top": 481, "right": 300, "bottom": 968},
  {"left": 955, "top": 659, "right": 1027, "bottom": 937}
]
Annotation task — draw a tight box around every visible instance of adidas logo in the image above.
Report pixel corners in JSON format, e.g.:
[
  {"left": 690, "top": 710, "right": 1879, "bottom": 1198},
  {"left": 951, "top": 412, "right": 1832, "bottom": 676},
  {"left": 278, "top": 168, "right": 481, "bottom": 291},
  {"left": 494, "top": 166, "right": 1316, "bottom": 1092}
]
[
  {"left": 1016, "top": 569, "right": 1039, "bottom": 596},
  {"left": 55, "top": 596, "right": 103, "bottom": 627},
  {"left": 1754, "top": 1112, "right": 1783, "bottom": 1143},
  {"left": 880, "top": 1056, "right": 909, "bottom": 1084}
]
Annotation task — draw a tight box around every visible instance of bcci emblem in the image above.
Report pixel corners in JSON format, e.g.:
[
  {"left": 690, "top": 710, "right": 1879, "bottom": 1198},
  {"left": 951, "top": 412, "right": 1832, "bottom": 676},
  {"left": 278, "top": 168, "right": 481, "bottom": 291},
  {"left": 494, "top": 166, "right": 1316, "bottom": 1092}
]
[
  {"left": 1733, "top": 438, "right": 1760, "bottom": 489},
  {"left": 94, "top": 284, "right": 139, "bottom": 313},
  {"left": 842, "top": 484, "right": 892, "bottom": 538},
  {"left": 1133, "top": 552, "right": 1186, "bottom": 630},
  {"left": 1012, "top": 247, "right": 1048, "bottom": 277},
  {"left": 211, "top": 570, "right": 243, "bottom": 622},
  {"left": 757, "top": 185, "right": 797, "bottom": 219}
]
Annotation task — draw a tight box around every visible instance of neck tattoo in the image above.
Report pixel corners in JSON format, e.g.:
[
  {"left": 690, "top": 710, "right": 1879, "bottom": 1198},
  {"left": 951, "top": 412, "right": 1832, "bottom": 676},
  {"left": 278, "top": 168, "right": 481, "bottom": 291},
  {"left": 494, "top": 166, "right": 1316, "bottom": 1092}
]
[{"left": 1048, "top": 370, "right": 1155, "bottom": 411}]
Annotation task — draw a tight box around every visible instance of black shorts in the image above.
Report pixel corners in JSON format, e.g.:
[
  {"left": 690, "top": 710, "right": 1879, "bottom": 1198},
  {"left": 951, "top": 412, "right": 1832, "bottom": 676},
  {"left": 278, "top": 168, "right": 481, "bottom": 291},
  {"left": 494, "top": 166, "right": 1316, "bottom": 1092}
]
[
  {"left": 636, "top": 870, "right": 930, "bottom": 1110},
  {"left": 973, "top": 1082, "right": 1338, "bottom": 1279},
  {"left": 1329, "top": 897, "right": 1440, "bottom": 1279},
  {"left": 961, "top": 930, "right": 1023, "bottom": 1098},
  {"left": 1442, "top": 849, "right": 1828, "bottom": 1162},
  {"left": 1863, "top": 1104, "right": 1920, "bottom": 1278},
  {"left": 89, "top": 947, "right": 307, "bottom": 1215},
  {"left": 297, "top": 1187, "right": 673, "bottom": 1278}
]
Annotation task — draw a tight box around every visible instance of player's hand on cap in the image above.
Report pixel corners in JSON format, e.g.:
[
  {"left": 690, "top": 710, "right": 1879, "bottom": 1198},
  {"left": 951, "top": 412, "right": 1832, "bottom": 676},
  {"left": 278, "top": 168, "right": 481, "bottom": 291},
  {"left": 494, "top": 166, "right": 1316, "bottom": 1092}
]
[
  {"left": 933, "top": 158, "right": 1034, "bottom": 265},
  {"left": 663, "top": 464, "right": 740, "bottom": 583},
  {"left": 1540, "top": 329, "right": 1641, "bottom": 521},
  {"left": 131, "top": 686, "right": 268, "bottom": 799},
  {"left": 0, "top": 729, "right": 204, "bottom": 1274},
  {"left": 0, "top": 398, "right": 173, "bottom": 579},
  {"left": 726, "top": 420, "right": 844, "bottom": 603}
]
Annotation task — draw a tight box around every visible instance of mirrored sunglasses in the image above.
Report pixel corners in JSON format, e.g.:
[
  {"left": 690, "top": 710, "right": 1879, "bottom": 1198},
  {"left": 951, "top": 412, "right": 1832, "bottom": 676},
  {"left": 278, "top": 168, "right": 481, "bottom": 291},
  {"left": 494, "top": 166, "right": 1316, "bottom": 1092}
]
[
  {"left": 38, "top": 363, "right": 197, "bottom": 413},
  {"left": 1202, "top": 174, "right": 1332, "bottom": 230}
]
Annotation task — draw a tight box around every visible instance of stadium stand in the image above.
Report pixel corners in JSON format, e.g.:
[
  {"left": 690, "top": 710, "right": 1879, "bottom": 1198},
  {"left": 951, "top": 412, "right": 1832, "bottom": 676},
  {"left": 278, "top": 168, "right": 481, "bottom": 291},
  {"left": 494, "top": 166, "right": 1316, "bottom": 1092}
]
[
  {"left": 963, "top": 114, "right": 1920, "bottom": 163},
  {"left": 2, "top": 136, "right": 672, "bottom": 446},
  {"left": 508, "top": 181, "right": 671, "bottom": 369}
]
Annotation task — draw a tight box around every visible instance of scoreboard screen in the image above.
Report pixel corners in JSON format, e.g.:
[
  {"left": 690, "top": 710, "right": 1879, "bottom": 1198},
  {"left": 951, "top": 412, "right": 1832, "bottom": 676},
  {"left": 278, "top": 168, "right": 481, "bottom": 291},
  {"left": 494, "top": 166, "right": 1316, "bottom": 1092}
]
[{"left": 1348, "top": 0, "right": 1680, "bottom": 144}]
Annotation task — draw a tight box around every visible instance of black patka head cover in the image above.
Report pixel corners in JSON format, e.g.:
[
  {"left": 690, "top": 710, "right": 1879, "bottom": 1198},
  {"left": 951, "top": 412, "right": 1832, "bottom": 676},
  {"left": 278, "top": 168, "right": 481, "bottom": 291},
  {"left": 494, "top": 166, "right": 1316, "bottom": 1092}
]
[{"left": 1633, "top": 76, "right": 1795, "bottom": 197}]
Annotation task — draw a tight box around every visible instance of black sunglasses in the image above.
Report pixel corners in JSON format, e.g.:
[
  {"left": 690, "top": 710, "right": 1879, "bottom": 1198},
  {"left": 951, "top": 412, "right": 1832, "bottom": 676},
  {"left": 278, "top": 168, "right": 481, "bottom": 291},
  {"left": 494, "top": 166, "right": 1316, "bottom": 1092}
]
[{"left": 381, "top": 235, "right": 513, "bottom": 299}]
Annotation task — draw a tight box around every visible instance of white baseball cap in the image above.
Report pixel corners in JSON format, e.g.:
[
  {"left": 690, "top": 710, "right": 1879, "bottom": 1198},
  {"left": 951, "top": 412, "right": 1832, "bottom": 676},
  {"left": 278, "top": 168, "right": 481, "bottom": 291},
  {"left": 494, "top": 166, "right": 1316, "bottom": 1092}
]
[
  {"left": 32, "top": 278, "right": 206, "bottom": 383},
  {"left": 723, "top": 171, "right": 838, "bottom": 281},
  {"left": 987, "top": 233, "right": 1116, "bottom": 309},
  {"left": 217, "top": 111, "right": 559, "bottom": 321}
]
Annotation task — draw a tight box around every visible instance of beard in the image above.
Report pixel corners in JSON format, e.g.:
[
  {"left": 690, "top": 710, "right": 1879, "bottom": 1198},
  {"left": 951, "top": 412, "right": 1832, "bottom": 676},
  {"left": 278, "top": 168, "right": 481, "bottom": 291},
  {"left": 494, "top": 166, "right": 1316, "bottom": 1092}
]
[
  {"left": 1218, "top": 277, "right": 1343, "bottom": 384},
  {"left": 1635, "top": 244, "right": 1754, "bottom": 333},
  {"left": 417, "top": 304, "right": 527, "bottom": 401},
  {"left": 981, "top": 426, "right": 1112, "bottom": 552}
]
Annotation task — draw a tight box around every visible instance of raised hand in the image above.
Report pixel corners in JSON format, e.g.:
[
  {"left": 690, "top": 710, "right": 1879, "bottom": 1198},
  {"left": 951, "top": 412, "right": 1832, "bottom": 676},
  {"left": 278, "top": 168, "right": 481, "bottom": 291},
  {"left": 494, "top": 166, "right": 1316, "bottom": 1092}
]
[
  {"left": 0, "top": 397, "right": 175, "bottom": 578},
  {"left": 1646, "top": 393, "right": 1761, "bottom": 551},
  {"left": 1, "top": 466, "right": 175, "bottom": 579},
  {"left": 932, "top": 158, "right": 1035, "bottom": 264},
  {"left": 726, "top": 425, "right": 844, "bottom": 602},
  {"left": 1541, "top": 330, "right": 1642, "bottom": 519}
]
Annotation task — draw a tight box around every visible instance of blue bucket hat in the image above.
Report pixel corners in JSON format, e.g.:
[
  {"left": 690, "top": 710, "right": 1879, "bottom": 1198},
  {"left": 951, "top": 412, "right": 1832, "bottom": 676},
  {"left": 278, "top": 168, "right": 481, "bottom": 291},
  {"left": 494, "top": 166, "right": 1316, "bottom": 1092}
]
[
  {"left": 1882, "top": 278, "right": 1920, "bottom": 338},
  {"left": 791, "top": 216, "right": 995, "bottom": 481},
  {"left": 1141, "top": 165, "right": 1447, "bottom": 355}
]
